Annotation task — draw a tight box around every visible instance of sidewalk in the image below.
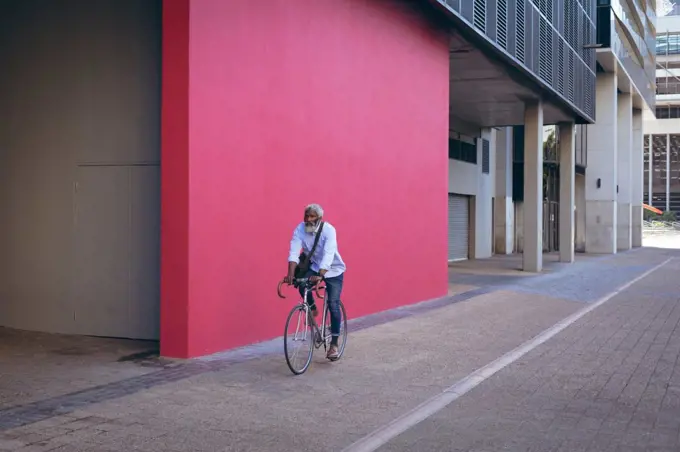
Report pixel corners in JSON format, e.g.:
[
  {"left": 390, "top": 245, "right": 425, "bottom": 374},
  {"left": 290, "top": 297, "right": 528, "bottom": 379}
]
[
  {"left": 380, "top": 251, "right": 680, "bottom": 452},
  {"left": 0, "top": 246, "right": 677, "bottom": 451}
]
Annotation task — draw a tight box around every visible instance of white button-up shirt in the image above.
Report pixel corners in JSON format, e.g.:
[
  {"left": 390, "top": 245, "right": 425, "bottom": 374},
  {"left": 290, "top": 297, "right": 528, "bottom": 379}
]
[{"left": 288, "top": 221, "right": 346, "bottom": 278}]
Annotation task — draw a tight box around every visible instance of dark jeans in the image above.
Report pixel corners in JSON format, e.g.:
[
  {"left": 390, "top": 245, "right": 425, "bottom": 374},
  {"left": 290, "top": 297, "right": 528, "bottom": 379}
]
[{"left": 299, "top": 269, "right": 344, "bottom": 337}]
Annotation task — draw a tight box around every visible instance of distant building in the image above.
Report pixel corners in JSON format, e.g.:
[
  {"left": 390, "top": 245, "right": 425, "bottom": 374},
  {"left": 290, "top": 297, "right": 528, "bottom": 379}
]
[{"left": 644, "top": 14, "right": 680, "bottom": 215}]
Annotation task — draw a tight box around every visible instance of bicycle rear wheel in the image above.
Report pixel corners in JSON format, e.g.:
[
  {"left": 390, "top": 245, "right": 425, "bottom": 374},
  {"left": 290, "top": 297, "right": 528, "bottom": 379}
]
[
  {"left": 283, "top": 305, "right": 314, "bottom": 375},
  {"left": 324, "top": 300, "right": 348, "bottom": 360}
]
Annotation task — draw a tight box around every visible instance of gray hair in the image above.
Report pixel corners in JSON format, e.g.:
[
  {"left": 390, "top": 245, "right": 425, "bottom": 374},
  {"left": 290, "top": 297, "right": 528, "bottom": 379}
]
[{"left": 305, "top": 203, "right": 324, "bottom": 217}]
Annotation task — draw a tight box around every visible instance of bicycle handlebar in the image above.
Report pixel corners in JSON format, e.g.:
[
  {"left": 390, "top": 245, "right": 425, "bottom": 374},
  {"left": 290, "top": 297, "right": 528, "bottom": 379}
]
[{"left": 277, "top": 277, "right": 325, "bottom": 299}]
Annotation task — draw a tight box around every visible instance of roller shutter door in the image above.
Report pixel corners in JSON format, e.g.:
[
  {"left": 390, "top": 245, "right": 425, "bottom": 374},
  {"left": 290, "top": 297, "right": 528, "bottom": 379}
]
[{"left": 448, "top": 194, "right": 469, "bottom": 261}]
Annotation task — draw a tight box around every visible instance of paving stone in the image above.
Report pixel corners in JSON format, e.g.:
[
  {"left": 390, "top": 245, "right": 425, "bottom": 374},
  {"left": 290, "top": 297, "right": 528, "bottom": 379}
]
[
  {"left": 647, "top": 430, "right": 678, "bottom": 449},
  {"left": 587, "top": 436, "right": 620, "bottom": 452},
  {"left": 0, "top": 438, "right": 27, "bottom": 450},
  {"left": 6, "top": 427, "right": 71, "bottom": 446},
  {"left": 14, "top": 445, "right": 59, "bottom": 452}
]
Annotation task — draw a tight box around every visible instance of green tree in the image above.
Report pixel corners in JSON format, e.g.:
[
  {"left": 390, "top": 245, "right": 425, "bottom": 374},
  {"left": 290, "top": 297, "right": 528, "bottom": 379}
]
[
  {"left": 645, "top": 210, "right": 678, "bottom": 222},
  {"left": 661, "top": 210, "right": 677, "bottom": 221},
  {"left": 643, "top": 209, "right": 659, "bottom": 221}
]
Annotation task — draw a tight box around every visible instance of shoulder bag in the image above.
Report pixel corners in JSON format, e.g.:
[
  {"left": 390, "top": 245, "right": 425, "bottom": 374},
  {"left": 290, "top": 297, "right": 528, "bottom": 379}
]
[{"left": 295, "top": 221, "right": 325, "bottom": 278}]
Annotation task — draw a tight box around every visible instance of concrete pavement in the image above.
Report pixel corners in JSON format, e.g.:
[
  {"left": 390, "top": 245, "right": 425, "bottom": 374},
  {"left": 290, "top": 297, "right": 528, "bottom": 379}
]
[
  {"left": 379, "top": 253, "right": 680, "bottom": 452},
  {"left": 0, "top": 329, "right": 159, "bottom": 409},
  {"left": 0, "top": 245, "right": 679, "bottom": 451},
  {"left": 376, "top": 254, "right": 680, "bottom": 451},
  {"left": 643, "top": 232, "right": 680, "bottom": 249}
]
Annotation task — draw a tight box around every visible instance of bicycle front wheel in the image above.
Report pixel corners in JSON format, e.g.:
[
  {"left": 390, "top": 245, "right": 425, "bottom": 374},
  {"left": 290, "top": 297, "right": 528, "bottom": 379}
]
[{"left": 283, "top": 305, "right": 314, "bottom": 375}]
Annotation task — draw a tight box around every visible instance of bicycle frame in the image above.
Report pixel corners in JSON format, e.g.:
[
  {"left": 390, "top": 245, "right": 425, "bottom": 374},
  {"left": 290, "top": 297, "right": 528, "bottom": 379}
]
[{"left": 298, "top": 283, "right": 332, "bottom": 349}]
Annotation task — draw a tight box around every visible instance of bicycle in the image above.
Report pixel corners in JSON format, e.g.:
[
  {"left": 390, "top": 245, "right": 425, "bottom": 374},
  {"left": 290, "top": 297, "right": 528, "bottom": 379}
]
[{"left": 277, "top": 277, "right": 347, "bottom": 375}]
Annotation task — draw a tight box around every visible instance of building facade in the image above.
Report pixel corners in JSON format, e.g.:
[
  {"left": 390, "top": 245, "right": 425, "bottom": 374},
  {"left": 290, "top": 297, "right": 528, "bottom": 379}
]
[
  {"left": 644, "top": 11, "right": 680, "bottom": 215},
  {"left": 0, "top": 0, "right": 654, "bottom": 359},
  {"left": 583, "top": 0, "right": 656, "bottom": 252},
  {"left": 439, "top": 0, "right": 596, "bottom": 270},
  {"left": 444, "top": 0, "right": 655, "bottom": 261}
]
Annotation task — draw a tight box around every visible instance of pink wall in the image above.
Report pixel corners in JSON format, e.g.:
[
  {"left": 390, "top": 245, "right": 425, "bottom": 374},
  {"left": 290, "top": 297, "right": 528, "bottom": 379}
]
[
  {"left": 161, "top": 0, "right": 189, "bottom": 358},
  {"left": 162, "top": 0, "right": 450, "bottom": 358}
]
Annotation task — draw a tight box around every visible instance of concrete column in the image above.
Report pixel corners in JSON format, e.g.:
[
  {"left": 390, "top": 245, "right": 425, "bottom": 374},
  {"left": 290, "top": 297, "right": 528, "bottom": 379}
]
[
  {"left": 515, "top": 202, "right": 524, "bottom": 253},
  {"left": 472, "top": 128, "right": 495, "bottom": 259},
  {"left": 494, "top": 127, "right": 514, "bottom": 254},
  {"left": 632, "top": 109, "right": 643, "bottom": 247},
  {"left": 647, "top": 135, "right": 652, "bottom": 206},
  {"left": 585, "top": 72, "right": 618, "bottom": 254},
  {"left": 667, "top": 134, "right": 671, "bottom": 212},
  {"left": 559, "top": 122, "right": 575, "bottom": 263},
  {"left": 523, "top": 101, "right": 543, "bottom": 272},
  {"left": 616, "top": 92, "right": 633, "bottom": 251},
  {"left": 575, "top": 174, "right": 586, "bottom": 252}
]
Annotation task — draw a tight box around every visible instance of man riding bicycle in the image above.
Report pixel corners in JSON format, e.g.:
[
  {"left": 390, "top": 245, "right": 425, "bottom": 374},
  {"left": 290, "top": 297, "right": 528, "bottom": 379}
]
[{"left": 283, "top": 204, "right": 346, "bottom": 360}]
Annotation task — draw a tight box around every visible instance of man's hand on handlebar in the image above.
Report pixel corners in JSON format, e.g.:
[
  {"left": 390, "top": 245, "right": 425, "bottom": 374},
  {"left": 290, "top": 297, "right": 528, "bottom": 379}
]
[
  {"left": 281, "top": 275, "right": 324, "bottom": 286},
  {"left": 277, "top": 275, "right": 325, "bottom": 299}
]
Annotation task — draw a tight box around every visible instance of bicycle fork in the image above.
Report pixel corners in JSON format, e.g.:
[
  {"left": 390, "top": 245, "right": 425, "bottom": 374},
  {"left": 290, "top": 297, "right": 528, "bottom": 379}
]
[{"left": 303, "top": 287, "right": 328, "bottom": 350}]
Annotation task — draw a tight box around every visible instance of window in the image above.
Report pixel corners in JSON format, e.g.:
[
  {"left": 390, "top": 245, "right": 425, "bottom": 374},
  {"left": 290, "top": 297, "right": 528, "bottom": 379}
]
[
  {"left": 657, "top": 106, "right": 670, "bottom": 118},
  {"left": 575, "top": 125, "right": 587, "bottom": 167},
  {"left": 671, "top": 135, "right": 680, "bottom": 189},
  {"left": 657, "top": 33, "right": 680, "bottom": 55},
  {"left": 644, "top": 134, "right": 650, "bottom": 199},
  {"left": 543, "top": 126, "right": 558, "bottom": 163},
  {"left": 655, "top": 105, "right": 680, "bottom": 119},
  {"left": 656, "top": 77, "right": 680, "bottom": 95},
  {"left": 652, "top": 134, "right": 668, "bottom": 191},
  {"left": 448, "top": 137, "right": 477, "bottom": 164}
]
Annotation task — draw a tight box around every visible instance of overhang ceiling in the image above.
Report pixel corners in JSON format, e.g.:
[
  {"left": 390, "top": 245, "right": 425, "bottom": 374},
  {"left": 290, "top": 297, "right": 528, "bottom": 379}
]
[{"left": 448, "top": 30, "right": 581, "bottom": 130}]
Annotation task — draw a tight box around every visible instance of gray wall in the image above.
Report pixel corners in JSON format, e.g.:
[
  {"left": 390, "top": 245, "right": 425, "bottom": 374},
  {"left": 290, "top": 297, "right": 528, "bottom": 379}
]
[{"left": 0, "top": 0, "right": 162, "bottom": 339}]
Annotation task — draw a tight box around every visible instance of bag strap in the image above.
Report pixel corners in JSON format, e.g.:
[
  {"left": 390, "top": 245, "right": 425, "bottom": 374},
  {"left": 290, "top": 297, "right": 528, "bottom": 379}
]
[{"left": 307, "top": 221, "right": 325, "bottom": 263}]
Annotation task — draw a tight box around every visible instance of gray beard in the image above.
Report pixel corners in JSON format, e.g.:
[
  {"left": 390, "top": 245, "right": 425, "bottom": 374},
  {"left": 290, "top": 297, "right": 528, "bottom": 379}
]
[{"left": 304, "top": 222, "right": 317, "bottom": 233}]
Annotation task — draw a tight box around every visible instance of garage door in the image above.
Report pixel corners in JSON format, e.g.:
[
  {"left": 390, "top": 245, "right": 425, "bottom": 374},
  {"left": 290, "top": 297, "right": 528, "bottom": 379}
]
[{"left": 448, "top": 194, "right": 469, "bottom": 261}]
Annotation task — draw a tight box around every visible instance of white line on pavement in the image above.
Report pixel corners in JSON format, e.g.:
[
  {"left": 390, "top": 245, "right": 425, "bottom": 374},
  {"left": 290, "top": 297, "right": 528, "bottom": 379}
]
[{"left": 341, "top": 257, "right": 674, "bottom": 452}]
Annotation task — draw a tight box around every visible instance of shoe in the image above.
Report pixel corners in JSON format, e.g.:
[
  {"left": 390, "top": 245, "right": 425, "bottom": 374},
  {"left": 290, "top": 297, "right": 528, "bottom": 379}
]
[{"left": 327, "top": 344, "right": 339, "bottom": 361}]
